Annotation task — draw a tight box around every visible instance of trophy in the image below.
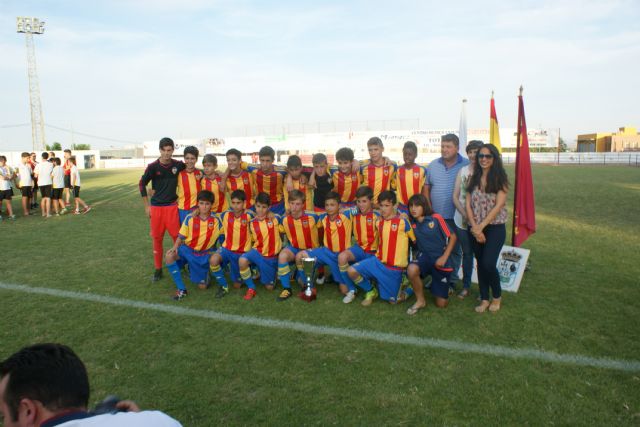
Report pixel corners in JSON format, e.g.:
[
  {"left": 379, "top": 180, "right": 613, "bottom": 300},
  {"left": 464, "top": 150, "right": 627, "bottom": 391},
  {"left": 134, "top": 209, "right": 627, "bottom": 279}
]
[{"left": 300, "top": 257, "right": 318, "bottom": 302}]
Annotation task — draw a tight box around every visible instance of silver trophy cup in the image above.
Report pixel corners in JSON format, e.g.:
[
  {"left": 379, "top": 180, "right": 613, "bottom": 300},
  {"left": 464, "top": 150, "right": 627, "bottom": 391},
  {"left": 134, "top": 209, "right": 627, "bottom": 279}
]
[{"left": 300, "top": 257, "right": 317, "bottom": 302}]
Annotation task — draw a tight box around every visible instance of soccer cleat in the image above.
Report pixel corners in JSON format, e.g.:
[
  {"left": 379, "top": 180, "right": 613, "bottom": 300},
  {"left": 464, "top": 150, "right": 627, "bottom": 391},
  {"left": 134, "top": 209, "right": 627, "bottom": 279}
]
[
  {"left": 342, "top": 290, "right": 356, "bottom": 304},
  {"left": 82, "top": 206, "right": 92, "bottom": 214},
  {"left": 172, "top": 290, "right": 188, "bottom": 301},
  {"left": 73, "top": 210, "right": 81, "bottom": 215},
  {"left": 9, "top": 215, "right": 16, "bottom": 220},
  {"left": 152, "top": 268, "right": 163, "bottom": 282},
  {"left": 361, "top": 288, "right": 378, "bottom": 306},
  {"left": 277, "top": 289, "right": 293, "bottom": 301},
  {"left": 243, "top": 288, "right": 257, "bottom": 300},
  {"left": 315, "top": 275, "right": 325, "bottom": 285},
  {"left": 215, "top": 286, "right": 229, "bottom": 299}
]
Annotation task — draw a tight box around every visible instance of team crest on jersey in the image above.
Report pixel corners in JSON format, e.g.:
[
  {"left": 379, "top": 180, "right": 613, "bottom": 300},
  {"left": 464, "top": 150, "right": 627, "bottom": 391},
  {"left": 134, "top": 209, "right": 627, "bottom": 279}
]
[
  {"left": 391, "top": 223, "right": 398, "bottom": 231},
  {"left": 243, "top": 177, "right": 249, "bottom": 185},
  {"left": 302, "top": 220, "right": 309, "bottom": 227},
  {"left": 428, "top": 221, "right": 435, "bottom": 229},
  {"left": 366, "top": 217, "right": 373, "bottom": 224},
  {"left": 336, "top": 219, "right": 342, "bottom": 226},
  {"left": 413, "top": 172, "right": 420, "bottom": 178},
  {"left": 208, "top": 222, "right": 215, "bottom": 229},
  {"left": 241, "top": 219, "right": 247, "bottom": 225},
  {"left": 267, "top": 220, "right": 274, "bottom": 228},
  {"left": 172, "top": 167, "right": 178, "bottom": 175},
  {"left": 383, "top": 169, "right": 389, "bottom": 176}
]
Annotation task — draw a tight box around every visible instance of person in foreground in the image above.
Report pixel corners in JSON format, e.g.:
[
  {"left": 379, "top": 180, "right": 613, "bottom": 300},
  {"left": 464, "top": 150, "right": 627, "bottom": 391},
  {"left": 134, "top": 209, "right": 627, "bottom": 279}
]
[
  {"left": 0, "top": 343, "right": 182, "bottom": 427},
  {"left": 465, "top": 143, "right": 509, "bottom": 313}
]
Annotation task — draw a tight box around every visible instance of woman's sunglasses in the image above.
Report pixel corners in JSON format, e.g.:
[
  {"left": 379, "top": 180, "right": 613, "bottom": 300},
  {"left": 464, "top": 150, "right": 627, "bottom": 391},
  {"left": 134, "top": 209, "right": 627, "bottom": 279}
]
[{"left": 477, "top": 154, "right": 494, "bottom": 159}]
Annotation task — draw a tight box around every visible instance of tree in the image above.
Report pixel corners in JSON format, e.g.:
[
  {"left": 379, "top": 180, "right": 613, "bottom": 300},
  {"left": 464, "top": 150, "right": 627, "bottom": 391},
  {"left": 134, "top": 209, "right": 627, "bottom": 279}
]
[
  {"left": 45, "top": 142, "right": 62, "bottom": 151},
  {"left": 558, "top": 137, "right": 568, "bottom": 152},
  {"left": 71, "top": 143, "right": 91, "bottom": 150}
]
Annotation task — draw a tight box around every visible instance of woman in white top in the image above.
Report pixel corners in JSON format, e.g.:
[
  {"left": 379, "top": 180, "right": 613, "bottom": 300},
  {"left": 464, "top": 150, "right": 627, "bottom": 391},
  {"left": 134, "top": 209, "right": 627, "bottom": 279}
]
[{"left": 452, "top": 140, "right": 483, "bottom": 299}]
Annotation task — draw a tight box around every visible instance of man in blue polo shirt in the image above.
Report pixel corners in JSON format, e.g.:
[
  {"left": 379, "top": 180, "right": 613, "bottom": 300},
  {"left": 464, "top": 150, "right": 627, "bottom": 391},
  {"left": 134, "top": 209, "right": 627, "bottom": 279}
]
[{"left": 424, "top": 133, "right": 469, "bottom": 292}]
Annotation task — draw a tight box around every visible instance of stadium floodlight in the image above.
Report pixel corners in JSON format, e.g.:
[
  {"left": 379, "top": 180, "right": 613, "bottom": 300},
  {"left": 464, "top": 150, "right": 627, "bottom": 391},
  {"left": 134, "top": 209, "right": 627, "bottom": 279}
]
[{"left": 17, "top": 16, "right": 47, "bottom": 151}]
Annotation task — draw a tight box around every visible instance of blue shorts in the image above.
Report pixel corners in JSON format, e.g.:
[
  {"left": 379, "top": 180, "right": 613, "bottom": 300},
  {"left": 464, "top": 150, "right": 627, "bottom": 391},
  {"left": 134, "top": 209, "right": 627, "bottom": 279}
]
[
  {"left": 347, "top": 245, "right": 376, "bottom": 263},
  {"left": 240, "top": 249, "right": 278, "bottom": 285},
  {"left": 218, "top": 247, "right": 243, "bottom": 283},
  {"left": 176, "top": 245, "right": 213, "bottom": 283},
  {"left": 412, "top": 252, "right": 453, "bottom": 299},
  {"left": 397, "top": 204, "right": 409, "bottom": 215},
  {"left": 306, "top": 247, "right": 342, "bottom": 284},
  {"left": 353, "top": 257, "right": 403, "bottom": 302},
  {"left": 178, "top": 208, "right": 195, "bottom": 225}
]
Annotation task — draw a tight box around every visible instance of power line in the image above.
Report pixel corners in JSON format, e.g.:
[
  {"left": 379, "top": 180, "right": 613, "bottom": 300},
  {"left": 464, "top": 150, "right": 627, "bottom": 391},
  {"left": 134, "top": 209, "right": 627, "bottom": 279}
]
[{"left": 44, "top": 124, "right": 137, "bottom": 144}]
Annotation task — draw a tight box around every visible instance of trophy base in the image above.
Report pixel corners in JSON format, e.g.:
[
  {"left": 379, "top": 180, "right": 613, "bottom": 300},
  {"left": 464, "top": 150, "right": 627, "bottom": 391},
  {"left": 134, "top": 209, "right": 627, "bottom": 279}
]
[{"left": 298, "top": 287, "right": 317, "bottom": 302}]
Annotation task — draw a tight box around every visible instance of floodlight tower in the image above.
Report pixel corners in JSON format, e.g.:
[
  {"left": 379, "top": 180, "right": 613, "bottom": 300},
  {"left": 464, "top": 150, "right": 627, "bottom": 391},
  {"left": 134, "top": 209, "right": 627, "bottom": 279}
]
[{"left": 17, "top": 16, "right": 46, "bottom": 151}]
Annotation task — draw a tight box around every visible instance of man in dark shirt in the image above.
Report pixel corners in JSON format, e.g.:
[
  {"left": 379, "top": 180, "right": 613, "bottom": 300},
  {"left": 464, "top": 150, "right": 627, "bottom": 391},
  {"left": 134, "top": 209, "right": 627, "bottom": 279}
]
[{"left": 139, "top": 138, "right": 185, "bottom": 281}]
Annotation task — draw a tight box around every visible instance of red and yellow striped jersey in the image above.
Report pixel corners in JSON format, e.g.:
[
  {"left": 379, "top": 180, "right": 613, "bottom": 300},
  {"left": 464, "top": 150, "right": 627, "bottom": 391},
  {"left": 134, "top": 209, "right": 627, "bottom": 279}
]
[
  {"left": 331, "top": 170, "right": 361, "bottom": 204},
  {"left": 177, "top": 169, "right": 203, "bottom": 210},
  {"left": 283, "top": 177, "right": 314, "bottom": 211},
  {"left": 353, "top": 211, "right": 380, "bottom": 253},
  {"left": 220, "top": 210, "right": 254, "bottom": 253},
  {"left": 201, "top": 175, "right": 229, "bottom": 213},
  {"left": 280, "top": 212, "right": 320, "bottom": 250},
  {"left": 178, "top": 213, "right": 222, "bottom": 252},
  {"left": 318, "top": 211, "right": 353, "bottom": 253},
  {"left": 360, "top": 163, "right": 396, "bottom": 204},
  {"left": 250, "top": 215, "right": 283, "bottom": 257},
  {"left": 226, "top": 171, "right": 255, "bottom": 209},
  {"left": 249, "top": 167, "right": 286, "bottom": 205},
  {"left": 376, "top": 216, "right": 416, "bottom": 268},
  {"left": 395, "top": 165, "right": 427, "bottom": 206}
]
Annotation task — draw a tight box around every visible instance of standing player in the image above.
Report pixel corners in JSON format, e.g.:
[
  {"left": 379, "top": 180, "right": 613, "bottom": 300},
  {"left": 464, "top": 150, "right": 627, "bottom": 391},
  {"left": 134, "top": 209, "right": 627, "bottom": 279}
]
[
  {"left": 348, "top": 190, "right": 416, "bottom": 306},
  {"left": 16, "top": 153, "right": 34, "bottom": 216},
  {"left": 50, "top": 157, "right": 66, "bottom": 215},
  {"left": 276, "top": 189, "right": 320, "bottom": 301},
  {"left": 295, "top": 191, "right": 354, "bottom": 297},
  {"left": 209, "top": 190, "right": 254, "bottom": 298},
  {"left": 337, "top": 186, "right": 379, "bottom": 303},
  {"left": 139, "top": 137, "right": 186, "bottom": 282},
  {"left": 69, "top": 156, "right": 91, "bottom": 215},
  {"left": 224, "top": 148, "right": 255, "bottom": 209},
  {"left": 0, "top": 156, "right": 16, "bottom": 220},
  {"left": 360, "top": 137, "right": 397, "bottom": 206},
  {"left": 33, "top": 152, "right": 54, "bottom": 218},
  {"left": 63, "top": 149, "right": 73, "bottom": 208},
  {"left": 28, "top": 152, "right": 38, "bottom": 209},
  {"left": 283, "top": 155, "right": 313, "bottom": 212},
  {"left": 176, "top": 146, "right": 203, "bottom": 224},
  {"left": 395, "top": 141, "right": 428, "bottom": 214},
  {"left": 238, "top": 192, "right": 282, "bottom": 300},
  {"left": 165, "top": 190, "right": 222, "bottom": 301},
  {"left": 246, "top": 146, "right": 287, "bottom": 215},
  {"left": 201, "top": 154, "right": 228, "bottom": 213},
  {"left": 331, "top": 148, "right": 361, "bottom": 209}
]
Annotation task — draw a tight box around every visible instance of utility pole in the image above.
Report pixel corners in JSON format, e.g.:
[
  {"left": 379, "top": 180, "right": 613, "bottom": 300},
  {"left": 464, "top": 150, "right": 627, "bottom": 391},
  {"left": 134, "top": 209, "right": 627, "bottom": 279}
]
[{"left": 17, "top": 17, "right": 46, "bottom": 152}]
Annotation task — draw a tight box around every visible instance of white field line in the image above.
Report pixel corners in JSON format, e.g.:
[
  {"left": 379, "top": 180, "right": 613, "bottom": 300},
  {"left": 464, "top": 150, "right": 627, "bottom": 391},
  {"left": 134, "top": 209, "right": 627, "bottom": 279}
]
[{"left": 2, "top": 282, "right": 639, "bottom": 373}]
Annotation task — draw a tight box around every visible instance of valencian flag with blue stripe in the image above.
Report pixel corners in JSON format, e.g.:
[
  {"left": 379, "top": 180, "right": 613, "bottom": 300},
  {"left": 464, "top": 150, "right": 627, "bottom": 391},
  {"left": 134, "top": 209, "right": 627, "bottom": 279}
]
[{"left": 512, "top": 86, "right": 536, "bottom": 247}]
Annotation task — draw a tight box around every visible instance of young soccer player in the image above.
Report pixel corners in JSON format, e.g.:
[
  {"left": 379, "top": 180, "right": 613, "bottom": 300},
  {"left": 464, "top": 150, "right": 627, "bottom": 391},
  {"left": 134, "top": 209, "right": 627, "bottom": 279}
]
[
  {"left": 165, "top": 190, "right": 222, "bottom": 301},
  {"left": 63, "top": 149, "right": 73, "bottom": 207},
  {"left": 347, "top": 190, "right": 416, "bottom": 306},
  {"left": 283, "top": 155, "right": 313, "bottom": 212},
  {"left": 139, "top": 137, "right": 186, "bottom": 281},
  {"left": 0, "top": 156, "right": 16, "bottom": 220},
  {"left": 34, "top": 152, "right": 54, "bottom": 217},
  {"left": 69, "top": 156, "right": 91, "bottom": 215},
  {"left": 50, "top": 157, "right": 66, "bottom": 215},
  {"left": 295, "top": 191, "right": 354, "bottom": 297},
  {"left": 360, "top": 137, "right": 397, "bottom": 206},
  {"left": 395, "top": 141, "right": 427, "bottom": 214},
  {"left": 338, "top": 186, "right": 380, "bottom": 303},
  {"left": 276, "top": 189, "right": 320, "bottom": 301},
  {"left": 332, "top": 147, "right": 361, "bottom": 208},
  {"left": 246, "top": 146, "right": 287, "bottom": 215},
  {"left": 224, "top": 148, "right": 255, "bottom": 209},
  {"left": 28, "top": 152, "right": 38, "bottom": 209},
  {"left": 201, "top": 154, "right": 228, "bottom": 213},
  {"left": 16, "top": 153, "right": 34, "bottom": 216},
  {"left": 238, "top": 192, "right": 282, "bottom": 300},
  {"left": 209, "top": 190, "right": 254, "bottom": 298},
  {"left": 307, "top": 153, "right": 333, "bottom": 213},
  {"left": 177, "top": 146, "right": 203, "bottom": 224},
  {"left": 406, "top": 194, "right": 457, "bottom": 314}
]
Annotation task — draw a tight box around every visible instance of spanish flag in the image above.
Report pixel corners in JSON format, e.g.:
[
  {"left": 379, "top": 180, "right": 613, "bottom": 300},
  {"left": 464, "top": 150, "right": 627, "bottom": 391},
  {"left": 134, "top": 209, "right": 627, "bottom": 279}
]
[
  {"left": 512, "top": 87, "right": 536, "bottom": 247},
  {"left": 490, "top": 92, "right": 502, "bottom": 153}
]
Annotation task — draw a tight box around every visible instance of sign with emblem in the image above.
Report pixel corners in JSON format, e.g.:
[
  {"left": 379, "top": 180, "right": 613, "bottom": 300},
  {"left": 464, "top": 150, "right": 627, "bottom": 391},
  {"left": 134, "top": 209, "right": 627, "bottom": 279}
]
[{"left": 458, "top": 245, "right": 530, "bottom": 293}]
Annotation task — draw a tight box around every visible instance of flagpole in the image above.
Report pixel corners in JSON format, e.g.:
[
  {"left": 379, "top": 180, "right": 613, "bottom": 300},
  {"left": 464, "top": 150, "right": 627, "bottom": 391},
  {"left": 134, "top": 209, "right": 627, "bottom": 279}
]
[{"left": 511, "top": 85, "right": 523, "bottom": 246}]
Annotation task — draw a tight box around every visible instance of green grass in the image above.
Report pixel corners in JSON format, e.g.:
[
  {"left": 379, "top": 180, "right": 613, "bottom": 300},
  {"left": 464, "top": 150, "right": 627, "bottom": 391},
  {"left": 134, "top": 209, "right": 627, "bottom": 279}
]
[{"left": 1, "top": 165, "right": 639, "bottom": 425}]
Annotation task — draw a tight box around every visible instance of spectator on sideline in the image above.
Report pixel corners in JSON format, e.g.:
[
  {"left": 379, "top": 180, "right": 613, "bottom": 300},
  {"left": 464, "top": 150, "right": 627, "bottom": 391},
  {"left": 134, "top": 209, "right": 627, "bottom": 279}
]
[
  {"left": 34, "top": 152, "right": 54, "bottom": 218},
  {"left": 466, "top": 143, "right": 509, "bottom": 313},
  {"left": 424, "top": 133, "right": 469, "bottom": 293},
  {"left": 0, "top": 343, "right": 182, "bottom": 426}
]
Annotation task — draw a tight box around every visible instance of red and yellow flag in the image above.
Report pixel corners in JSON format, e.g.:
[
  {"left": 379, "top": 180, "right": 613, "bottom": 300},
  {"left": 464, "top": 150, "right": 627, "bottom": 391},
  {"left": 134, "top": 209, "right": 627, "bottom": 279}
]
[
  {"left": 512, "top": 87, "right": 536, "bottom": 247},
  {"left": 490, "top": 92, "right": 502, "bottom": 153}
]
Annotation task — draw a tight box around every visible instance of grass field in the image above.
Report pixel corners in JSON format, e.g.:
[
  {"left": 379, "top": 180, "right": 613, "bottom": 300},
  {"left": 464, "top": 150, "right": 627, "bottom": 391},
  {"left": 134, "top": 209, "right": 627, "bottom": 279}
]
[{"left": 1, "top": 165, "right": 639, "bottom": 426}]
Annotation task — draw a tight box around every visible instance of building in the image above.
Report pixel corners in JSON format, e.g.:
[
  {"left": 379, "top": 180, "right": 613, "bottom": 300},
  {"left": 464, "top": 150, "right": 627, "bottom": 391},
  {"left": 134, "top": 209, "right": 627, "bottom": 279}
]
[{"left": 577, "top": 126, "right": 640, "bottom": 152}]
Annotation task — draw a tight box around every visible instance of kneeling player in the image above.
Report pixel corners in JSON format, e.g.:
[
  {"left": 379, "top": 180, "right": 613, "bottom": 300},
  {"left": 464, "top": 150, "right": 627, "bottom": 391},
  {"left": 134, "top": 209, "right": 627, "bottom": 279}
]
[
  {"left": 405, "top": 194, "right": 457, "bottom": 314},
  {"left": 165, "top": 190, "right": 222, "bottom": 300},
  {"left": 238, "top": 192, "right": 282, "bottom": 300},
  {"left": 347, "top": 190, "right": 415, "bottom": 306}
]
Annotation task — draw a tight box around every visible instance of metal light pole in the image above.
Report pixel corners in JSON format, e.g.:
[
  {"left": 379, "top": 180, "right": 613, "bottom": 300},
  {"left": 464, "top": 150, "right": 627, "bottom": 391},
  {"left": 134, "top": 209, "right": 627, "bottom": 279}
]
[{"left": 17, "top": 16, "right": 46, "bottom": 152}]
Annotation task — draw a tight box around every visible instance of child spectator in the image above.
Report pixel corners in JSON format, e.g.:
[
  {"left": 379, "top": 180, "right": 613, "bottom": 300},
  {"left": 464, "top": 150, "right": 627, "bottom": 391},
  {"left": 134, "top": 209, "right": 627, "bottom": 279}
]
[
  {"left": 34, "top": 152, "right": 54, "bottom": 217},
  {"left": 0, "top": 156, "right": 16, "bottom": 220},
  {"left": 51, "top": 157, "right": 67, "bottom": 215},
  {"left": 16, "top": 152, "right": 34, "bottom": 216},
  {"left": 69, "top": 156, "right": 91, "bottom": 214}
]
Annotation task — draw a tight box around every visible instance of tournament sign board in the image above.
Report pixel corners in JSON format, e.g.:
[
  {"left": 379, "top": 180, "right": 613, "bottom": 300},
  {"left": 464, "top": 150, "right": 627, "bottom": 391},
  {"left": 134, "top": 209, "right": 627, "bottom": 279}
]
[{"left": 458, "top": 245, "right": 530, "bottom": 293}]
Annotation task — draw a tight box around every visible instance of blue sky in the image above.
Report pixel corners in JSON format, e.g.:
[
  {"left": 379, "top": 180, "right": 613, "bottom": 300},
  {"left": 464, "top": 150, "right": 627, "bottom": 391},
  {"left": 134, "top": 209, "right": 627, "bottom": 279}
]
[{"left": 1, "top": 0, "right": 639, "bottom": 150}]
